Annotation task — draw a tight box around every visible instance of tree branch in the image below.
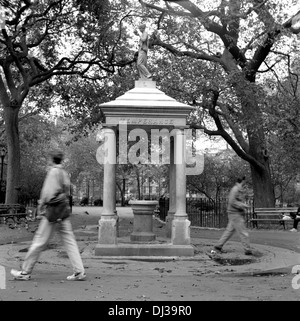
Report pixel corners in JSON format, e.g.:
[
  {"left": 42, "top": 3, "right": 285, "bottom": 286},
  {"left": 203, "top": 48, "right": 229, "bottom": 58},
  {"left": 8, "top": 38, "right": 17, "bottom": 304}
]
[{"left": 217, "top": 102, "right": 249, "bottom": 153}]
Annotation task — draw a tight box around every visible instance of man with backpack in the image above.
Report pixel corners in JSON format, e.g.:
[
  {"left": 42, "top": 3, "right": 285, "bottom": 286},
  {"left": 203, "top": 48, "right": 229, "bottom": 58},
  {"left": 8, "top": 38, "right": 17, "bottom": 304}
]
[{"left": 11, "top": 150, "right": 86, "bottom": 281}]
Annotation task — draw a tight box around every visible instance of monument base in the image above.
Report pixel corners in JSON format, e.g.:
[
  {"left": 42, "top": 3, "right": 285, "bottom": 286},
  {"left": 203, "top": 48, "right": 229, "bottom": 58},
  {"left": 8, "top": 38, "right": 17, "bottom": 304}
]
[
  {"left": 130, "top": 232, "right": 156, "bottom": 242},
  {"left": 98, "top": 217, "right": 118, "bottom": 245},
  {"left": 94, "top": 243, "right": 194, "bottom": 257},
  {"left": 165, "top": 211, "right": 175, "bottom": 238},
  {"left": 171, "top": 217, "right": 191, "bottom": 245},
  {"left": 129, "top": 200, "right": 158, "bottom": 242}
]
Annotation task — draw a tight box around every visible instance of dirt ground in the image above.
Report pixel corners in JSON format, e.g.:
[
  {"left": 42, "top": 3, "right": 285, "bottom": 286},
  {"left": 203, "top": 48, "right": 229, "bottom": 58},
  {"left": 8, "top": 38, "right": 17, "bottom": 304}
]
[{"left": 1, "top": 206, "right": 300, "bottom": 303}]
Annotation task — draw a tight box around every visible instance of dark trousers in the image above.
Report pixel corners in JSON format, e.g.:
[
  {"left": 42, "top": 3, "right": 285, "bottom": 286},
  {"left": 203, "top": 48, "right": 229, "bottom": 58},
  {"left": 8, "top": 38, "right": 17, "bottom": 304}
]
[{"left": 293, "top": 218, "right": 300, "bottom": 229}]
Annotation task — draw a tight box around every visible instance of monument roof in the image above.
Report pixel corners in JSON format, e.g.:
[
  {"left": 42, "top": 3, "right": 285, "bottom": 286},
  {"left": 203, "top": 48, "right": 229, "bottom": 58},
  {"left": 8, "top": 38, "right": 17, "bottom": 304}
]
[{"left": 100, "top": 79, "right": 194, "bottom": 119}]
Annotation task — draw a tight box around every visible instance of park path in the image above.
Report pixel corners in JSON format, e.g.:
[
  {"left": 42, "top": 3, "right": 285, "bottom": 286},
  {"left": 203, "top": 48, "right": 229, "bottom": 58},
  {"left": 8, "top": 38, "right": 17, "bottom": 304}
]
[{"left": 1, "top": 205, "right": 300, "bottom": 301}]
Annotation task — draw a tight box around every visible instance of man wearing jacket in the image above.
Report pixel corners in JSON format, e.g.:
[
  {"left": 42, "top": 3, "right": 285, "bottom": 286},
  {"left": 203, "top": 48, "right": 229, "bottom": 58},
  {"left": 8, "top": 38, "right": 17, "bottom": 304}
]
[
  {"left": 213, "top": 177, "right": 252, "bottom": 255},
  {"left": 11, "top": 150, "right": 86, "bottom": 281}
]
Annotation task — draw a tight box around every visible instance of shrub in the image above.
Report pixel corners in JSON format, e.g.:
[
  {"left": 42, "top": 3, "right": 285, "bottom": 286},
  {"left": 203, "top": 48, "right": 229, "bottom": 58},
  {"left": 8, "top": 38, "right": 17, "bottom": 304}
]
[{"left": 94, "top": 198, "right": 103, "bottom": 206}]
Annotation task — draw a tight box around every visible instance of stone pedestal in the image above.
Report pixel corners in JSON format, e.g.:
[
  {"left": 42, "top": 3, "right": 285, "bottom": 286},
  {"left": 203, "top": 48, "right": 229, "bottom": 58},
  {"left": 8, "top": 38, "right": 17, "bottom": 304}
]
[
  {"left": 165, "top": 212, "right": 175, "bottom": 239},
  {"left": 98, "top": 216, "right": 118, "bottom": 245},
  {"left": 94, "top": 243, "right": 194, "bottom": 257},
  {"left": 171, "top": 217, "right": 191, "bottom": 245},
  {"left": 129, "top": 200, "right": 158, "bottom": 242}
]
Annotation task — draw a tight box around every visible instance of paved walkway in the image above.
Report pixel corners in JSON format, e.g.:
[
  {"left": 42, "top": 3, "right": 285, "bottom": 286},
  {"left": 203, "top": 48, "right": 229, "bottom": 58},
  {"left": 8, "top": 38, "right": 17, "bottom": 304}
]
[{"left": 1, "top": 206, "right": 300, "bottom": 302}]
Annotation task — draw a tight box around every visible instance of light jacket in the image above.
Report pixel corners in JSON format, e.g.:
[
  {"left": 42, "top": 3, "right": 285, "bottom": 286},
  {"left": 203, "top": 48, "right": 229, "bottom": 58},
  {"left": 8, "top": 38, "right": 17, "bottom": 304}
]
[
  {"left": 39, "top": 164, "right": 70, "bottom": 206},
  {"left": 227, "top": 182, "right": 248, "bottom": 215}
]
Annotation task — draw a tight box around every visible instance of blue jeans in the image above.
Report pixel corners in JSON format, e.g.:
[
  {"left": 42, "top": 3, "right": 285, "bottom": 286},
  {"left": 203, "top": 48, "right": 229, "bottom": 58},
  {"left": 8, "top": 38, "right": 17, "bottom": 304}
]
[
  {"left": 216, "top": 213, "right": 251, "bottom": 251},
  {"left": 22, "top": 217, "right": 85, "bottom": 274}
]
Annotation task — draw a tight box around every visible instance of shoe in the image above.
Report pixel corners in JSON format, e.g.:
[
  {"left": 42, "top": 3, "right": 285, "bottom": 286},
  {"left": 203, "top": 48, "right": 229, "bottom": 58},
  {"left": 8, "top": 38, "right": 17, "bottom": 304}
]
[
  {"left": 10, "top": 269, "right": 31, "bottom": 281},
  {"left": 244, "top": 250, "right": 253, "bottom": 255},
  {"left": 213, "top": 246, "right": 226, "bottom": 253},
  {"left": 290, "top": 228, "right": 298, "bottom": 232},
  {"left": 67, "top": 272, "right": 86, "bottom": 281},
  {"left": 146, "top": 74, "right": 152, "bottom": 79}
]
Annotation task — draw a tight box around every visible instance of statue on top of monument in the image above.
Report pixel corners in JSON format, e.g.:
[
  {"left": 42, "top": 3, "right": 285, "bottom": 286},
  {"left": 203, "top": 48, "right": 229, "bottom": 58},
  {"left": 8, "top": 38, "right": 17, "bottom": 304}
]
[{"left": 134, "top": 24, "right": 152, "bottom": 79}]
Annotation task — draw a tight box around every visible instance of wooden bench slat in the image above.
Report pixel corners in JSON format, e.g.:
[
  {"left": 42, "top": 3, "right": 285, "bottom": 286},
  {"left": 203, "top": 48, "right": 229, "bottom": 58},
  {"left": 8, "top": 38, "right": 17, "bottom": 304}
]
[
  {"left": 254, "top": 208, "right": 297, "bottom": 210},
  {"left": 250, "top": 218, "right": 291, "bottom": 221},
  {"left": 255, "top": 213, "right": 293, "bottom": 215},
  {"left": 255, "top": 208, "right": 296, "bottom": 209},
  {"left": 254, "top": 207, "right": 298, "bottom": 209},
  {"left": 0, "top": 213, "right": 27, "bottom": 217},
  {"left": 251, "top": 207, "right": 299, "bottom": 229},
  {"left": 0, "top": 204, "right": 38, "bottom": 229},
  {"left": 253, "top": 208, "right": 298, "bottom": 211},
  {"left": 255, "top": 209, "right": 296, "bottom": 211}
]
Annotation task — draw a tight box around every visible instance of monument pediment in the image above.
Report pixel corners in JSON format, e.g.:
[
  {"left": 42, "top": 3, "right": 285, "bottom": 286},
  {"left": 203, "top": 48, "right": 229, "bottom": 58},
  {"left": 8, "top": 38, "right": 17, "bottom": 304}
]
[{"left": 100, "top": 80, "right": 194, "bottom": 124}]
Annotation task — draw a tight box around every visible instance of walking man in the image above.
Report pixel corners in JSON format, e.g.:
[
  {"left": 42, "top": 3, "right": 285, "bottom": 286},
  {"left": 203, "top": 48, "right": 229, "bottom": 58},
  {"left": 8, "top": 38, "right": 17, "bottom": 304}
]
[
  {"left": 11, "top": 150, "right": 86, "bottom": 281},
  {"left": 214, "top": 177, "right": 253, "bottom": 255}
]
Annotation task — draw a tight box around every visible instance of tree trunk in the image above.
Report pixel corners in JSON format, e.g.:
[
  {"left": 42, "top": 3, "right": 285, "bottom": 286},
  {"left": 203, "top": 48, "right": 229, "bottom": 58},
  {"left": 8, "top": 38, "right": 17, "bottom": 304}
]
[
  {"left": 232, "top": 70, "right": 276, "bottom": 208},
  {"left": 250, "top": 163, "right": 275, "bottom": 207},
  {"left": 121, "top": 178, "right": 126, "bottom": 206},
  {"left": 246, "top": 118, "right": 275, "bottom": 208},
  {"left": 246, "top": 99, "right": 275, "bottom": 208},
  {"left": 4, "top": 104, "right": 21, "bottom": 204}
]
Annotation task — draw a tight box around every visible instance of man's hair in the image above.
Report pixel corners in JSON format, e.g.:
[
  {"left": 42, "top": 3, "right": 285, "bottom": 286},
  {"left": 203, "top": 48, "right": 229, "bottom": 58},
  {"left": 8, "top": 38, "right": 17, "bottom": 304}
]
[
  {"left": 51, "top": 150, "right": 64, "bottom": 164},
  {"left": 139, "top": 24, "right": 146, "bottom": 30}
]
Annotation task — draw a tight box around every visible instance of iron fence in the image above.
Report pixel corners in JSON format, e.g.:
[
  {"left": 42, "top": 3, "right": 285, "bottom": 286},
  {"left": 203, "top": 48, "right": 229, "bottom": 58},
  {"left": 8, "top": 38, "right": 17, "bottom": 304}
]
[
  {"left": 187, "top": 198, "right": 228, "bottom": 228},
  {"left": 158, "top": 197, "right": 253, "bottom": 229}
]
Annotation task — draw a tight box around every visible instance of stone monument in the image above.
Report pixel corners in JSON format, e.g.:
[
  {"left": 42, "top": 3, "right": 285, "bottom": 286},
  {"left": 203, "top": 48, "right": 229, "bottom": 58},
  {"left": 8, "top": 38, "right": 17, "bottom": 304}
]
[{"left": 95, "top": 78, "right": 195, "bottom": 257}]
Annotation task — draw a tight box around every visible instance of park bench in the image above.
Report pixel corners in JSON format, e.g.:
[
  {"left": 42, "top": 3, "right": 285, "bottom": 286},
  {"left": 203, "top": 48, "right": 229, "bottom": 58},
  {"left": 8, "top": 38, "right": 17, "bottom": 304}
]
[
  {"left": 250, "top": 207, "right": 299, "bottom": 229},
  {"left": 0, "top": 204, "right": 37, "bottom": 229}
]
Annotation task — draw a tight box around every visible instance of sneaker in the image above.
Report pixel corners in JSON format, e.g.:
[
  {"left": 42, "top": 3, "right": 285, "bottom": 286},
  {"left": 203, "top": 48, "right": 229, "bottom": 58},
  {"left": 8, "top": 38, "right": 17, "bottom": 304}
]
[
  {"left": 10, "top": 269, "right": 31, "bottom": 281},
  {"left": 244, "top": 250, "right": 253, "bottom": 255},
  {"left": 66, "top": 272, "right": 86, "bottom": 281},
  {"left": 213, "top": 246, "right": 226, "bottom": 253},
  {"left": 290, "top": 228, "right": 298, "bottom": 232}
]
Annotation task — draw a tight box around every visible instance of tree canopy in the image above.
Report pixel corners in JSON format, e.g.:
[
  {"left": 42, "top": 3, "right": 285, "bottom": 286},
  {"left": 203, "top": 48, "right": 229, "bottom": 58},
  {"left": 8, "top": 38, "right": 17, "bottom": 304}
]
[{"left": 0, "top": 0, "right": 300, "bottom": 206}]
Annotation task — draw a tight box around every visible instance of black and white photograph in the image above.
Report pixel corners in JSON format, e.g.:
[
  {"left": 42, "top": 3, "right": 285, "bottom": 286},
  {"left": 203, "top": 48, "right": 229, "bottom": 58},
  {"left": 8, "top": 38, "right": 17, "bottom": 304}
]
[{"left": 0, "top": 0, "right": 300, "bottom": 310}]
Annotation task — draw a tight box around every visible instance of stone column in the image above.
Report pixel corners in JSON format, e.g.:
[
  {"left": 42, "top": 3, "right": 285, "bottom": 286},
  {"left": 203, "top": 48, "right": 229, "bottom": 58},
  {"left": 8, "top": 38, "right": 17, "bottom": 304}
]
[
  {"left": 166, "top": 135, "right": 175, "bottom": 238},
  {"left": 98, "top": 127, "right": 118, "bottom": 244},
  {"left": 171, "top": 128, "right": 191, "bottom": 245}
]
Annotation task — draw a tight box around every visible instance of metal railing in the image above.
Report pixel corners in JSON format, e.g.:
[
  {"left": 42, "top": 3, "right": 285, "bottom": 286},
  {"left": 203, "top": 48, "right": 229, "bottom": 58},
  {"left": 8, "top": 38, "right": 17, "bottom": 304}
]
[{"left": 158, "top": 197, "right": 253, "bottom": 229}]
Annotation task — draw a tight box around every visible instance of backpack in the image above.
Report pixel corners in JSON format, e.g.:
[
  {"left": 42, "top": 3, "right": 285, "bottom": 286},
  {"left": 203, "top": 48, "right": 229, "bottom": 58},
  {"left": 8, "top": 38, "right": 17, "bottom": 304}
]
[{"left": 45, "top": 168, "right": 70, "bottom": 223}]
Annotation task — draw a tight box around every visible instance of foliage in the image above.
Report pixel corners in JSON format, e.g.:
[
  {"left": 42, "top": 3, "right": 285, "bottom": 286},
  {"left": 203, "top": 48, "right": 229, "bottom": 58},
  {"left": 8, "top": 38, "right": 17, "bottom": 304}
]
[
  {"left": 18, "top": 116, "right": 104, "bottom": 204},
  {"left": 137, "top": 0, "right": 300, "bottom": 207},
  {"left": 0, "top": 0, "right": 140, "bottom": 202},
  {"left": 187, "top": 149, "right": 251, "bottom": 201},
  {"left": 1, "top": 0, "right": 300, "bottom": 206},
  {"left": 18, "top": 114, "right": 63, "bottom": 203},
  {"left": 263, "top": 59, "right": 300, "bottom": 203}
]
